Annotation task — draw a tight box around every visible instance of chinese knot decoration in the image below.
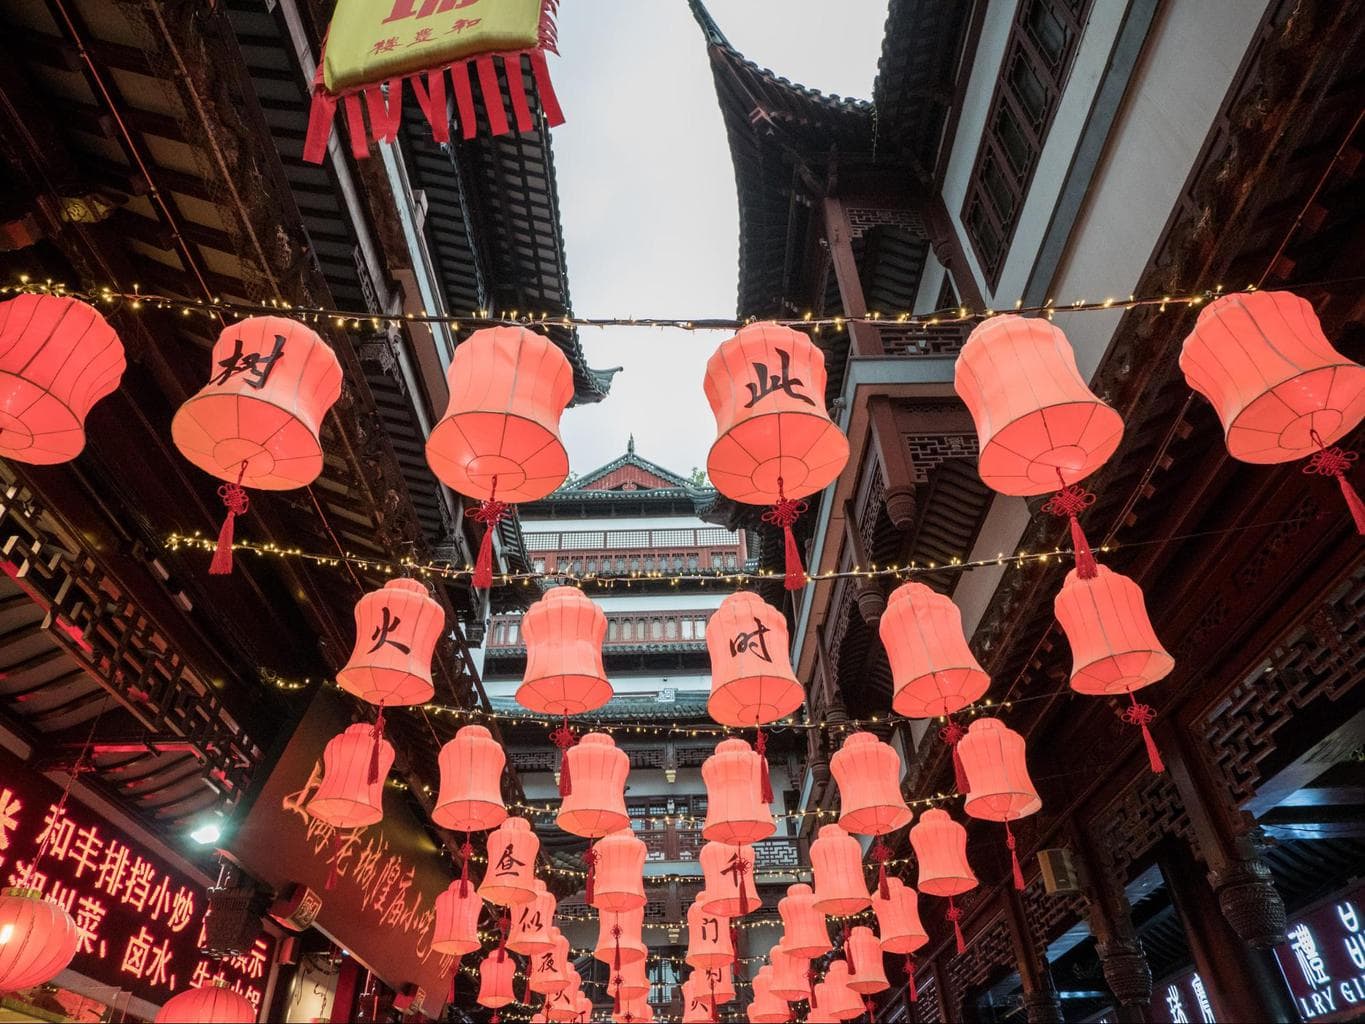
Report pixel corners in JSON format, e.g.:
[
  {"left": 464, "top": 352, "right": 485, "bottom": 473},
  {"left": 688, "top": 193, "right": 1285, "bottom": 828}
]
[
  {"left": 338, "top": 578, "right": 444, "bottom": 708},
  {"left": 909, "top": 808, "right": 978, "bottom": 954},
  {"left": 303, "top": 0, "right": 565, "bottom": 164},
  {"left": 830, "top": 731, "right": 911, "bottom": 897},
  {"left": 955, "top": 315, "right": 1124, "bottom": 578},
  {"left": 0, "top": 293, "right": 125, "bottom": 465},
  {"left": 171, "top": 316, "right": 342, "bottom": 575},
  {"left": 1179, "top": 289, "right": 1365, "bottom": 533},
  {"left": 703, "top": 322, "right": 849, "bottom": 589},
  {"left": 426, "top": 326, "right": 573, "bottom": 590},
  {"left": 957, "top": 717, "right": 1041, "bottom": 890}
]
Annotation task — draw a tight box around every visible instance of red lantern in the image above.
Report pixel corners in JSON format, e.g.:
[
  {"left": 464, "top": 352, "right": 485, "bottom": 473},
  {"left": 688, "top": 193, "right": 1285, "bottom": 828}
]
[
  {"left": 873, "top": 877, "right": 928, "bottom": 955},
  {"left": 172, "top": 316, "right": 342, "bottom": 574},
  {"left": 768, "top": 941, "right": 812, "bottom": 1003},
  {"left": 574, "top": 991, "right": 593, "bottom": 1024},
  {"left": 478, "top": 949, "right": 517, "bottom": 1009},
  {"left": 959, "top": 717, "right": 1041, "bottom": 890},
  {"left": 810, "top": 824, "right": 870, "bottom": 916},
  {"left": 546, "top": 966, "right": 583, "bottom": 1019},
  {"left": 614, "top": 993, "right": 654, "bottom": 1023},
  {"left": 608, "top": 959, "right": 650, "bottom": 1002},
  {"left": 845, "top": 926, "right": 888, "bottom": 994},
  {"left": 813, "top": 961, "right": 864, "bottom": 1021},
  {"left": 595, "top": 906, "right": 647, "bottom": 967},
  {"left": 432, "top": 879, "right": 482, "bottom": 956},
  {"left": 703, "top": 963, "right": 737, "bottom": 1004},
  {"left": 909, "top": 808, "right": 977, "bottom": 953},
  {"left": 830, "top": 731, "right": 909, "bottom": 898},
  {"left": 307, "top": 723, "right": 392, "bottom": 827},
  {"left": 530, "top": 929, "right": 571, "bottom": 995},
  {"left": 478, "top": 817, "right": 540, "bottom": 906},
  {"left": 777, "top": 883, "right": 831, "bottom": 958},
  {"left": 590, "top": 829, "right": 647, "bottom": 913},
  {"left": 700, "top": 841, "right": 760, "bottom": 917},
  {"left": 706, "top": 591, "right": 803, "bottom": 728},
  {"left": 557, "top": 733, "right": 630, "bottom": 839},
  {"left": 704, "top": 322, "right": 849, "bottom": 588},
  {"left": 433, "top": 724, "right": 508, "bottom": 832},
  {"left": 155, "top": 981, "right": 255, "bottom": 1023},
  {"left": 426, "top": 326, "right": 574, "bottom": 588},
  {"left": 682, "top": 976, "right": 715, "bottom": 1023},
  {"left": 0, "top": 294, "right": 125, "bottom": 465},
  {"left": 508, "top": 879, "right": 558, "bottom": 954},
  {"left": 0, "top": 886, "right": 79, "bottom": 990},
  {"left": 1054, "top": 565, "right": 1173, "bottom": 772},
  {"left": 519, "top": 586, "right": 613, "bottom": 718},
  {"left": 685, "top": 898, "right": 734, "bottom": 969},
  {"left": 702, "top": 738, "right": 775, "bottom": 845},
  {"left": 749, "top": 966, "right": 791, "bottom": 1023},
  {"left": 337, "top": 579, "right": 444, "bottom": 707},
  {"left": 955, "top": 315, "right": 1124, "bottom": 576}
]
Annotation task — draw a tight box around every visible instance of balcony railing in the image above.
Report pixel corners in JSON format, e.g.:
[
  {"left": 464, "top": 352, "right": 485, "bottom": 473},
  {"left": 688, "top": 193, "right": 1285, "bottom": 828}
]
[
  {"left": 487, "top": 609, "right": 715, "bottom": 650},
  {"left": 527, "top": 547, "right": 742, "bottom": 576}
]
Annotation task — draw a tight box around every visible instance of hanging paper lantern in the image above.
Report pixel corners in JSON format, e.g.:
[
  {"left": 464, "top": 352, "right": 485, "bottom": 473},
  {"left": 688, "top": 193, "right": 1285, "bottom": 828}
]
[
  {"left": 810, "top": 824, "right": 870, "bottom": 916},
  {"left": 426, "top": 326, "right": 574, "bottom": 588},
  {"left": 813, "top": 961, "right": 864, "bottom": 1021},
  {"left": 433, "top": 724, "right": 508, "bottom": 832},
  {"left": 307, "top": 723, "right": 392, "bottom": 827},
  {"left": 845, "top": 926, "right": 888, "bottom": 994},
  {"left": 830, "top": 731, "right": 910, "bottom": 898},
  {"left": 0, "top": 886, "right": 80, "bottom": 990},
  {"left": 154, "top": 981, "right": 255, "bottom": 1024},
  {"left": 595, "top": 906, "right": 648, "bottom": 967},
  {"left": 706, "top": 591, "right": 803, "bottom": 747},
  {"left": 590, "top": 829, "right": 647, "bottom": 913},
  {"left": 478, "top": 817, "right": 540, "bottom": 906},
  {"left": 519, "top": 586, "right": 613, "bottom": 716},
  {"left": 685, "top": 898, "right": 734, "bottom": 969},
  {"left": 959, "top": 717, "right": 1041, "bottom": 891},
  {"left": 682, "top": 976, "right": 715, "bottom": 1024},
  {"left": 777, "top": 883, "right": 832, "bottom": 958},
  {"left": 1054, "top": 565, "right": 1173, "bottom": 773},
  {"left": 0, "top": 294, "right": 125, "bottom": 465},
  {"left": 702, "top": 738, "right": 776, "bottom": 845},
  {"left": 704, "top": 322, "right": 850, "bottom": 588},
  {"left": 749, "top": 966, "right": 791, "bottom": 1023},
  {"left": 508, "top": 879, "right": 558, "bottom": 954},
  {"left": 478, "top": 950, "right": 517, "bottom": 1009},
  {"left": 529, "top": 930, "right": 572, "bottom": 995},
  {"left": 909, "top": 808, "right": 977, "bottom": 953},
  {"left": 1180, "top": 290, "right": 1365, "bottom": 530},
  {"left": 574, "top": 991, "right": 594, "bottom": 1024},
  {"left": 432, "top": 879, "right": 483, "bottom": 956},
  {"left": 872, "top": 877, "right": 928, "bottom": 956},
  {"left": 700, "top": 841, "right": 760, "bottom": 917},
  {"left": 703, "top": 963, "right": 737, "bottom": 1004},
  {"left": 337, "top": 578, "right": 444, "bottom": 706},
  {"left": 557, "top": 733, "right": 630, "bottom": 838},
  {"left": 614, "top": 994, "right": 654, "bottom": 1024},
  {"left": 172, "top": 316, "right": 342, "bottom": 575},
  {"left": 768, "top": 941, "right": 812, "bottom": 1003},
  {"left": 546, "top": 967, "right": 583, "bottom": 1020},
  {"left": 609, "top": 959, "right": 650, "bottom": 1002},
  {"left": 955, "top": 315, "right": 1124, "bottom": 577}
]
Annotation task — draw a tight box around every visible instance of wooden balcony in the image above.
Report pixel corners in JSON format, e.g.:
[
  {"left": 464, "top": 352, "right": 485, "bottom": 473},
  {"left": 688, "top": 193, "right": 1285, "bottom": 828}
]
[
  {"left": 522, "top": 526, "right": 747, "bottom": 577},
  {"left": 487, "top": 609, "right": 716, "bottom": 651}
]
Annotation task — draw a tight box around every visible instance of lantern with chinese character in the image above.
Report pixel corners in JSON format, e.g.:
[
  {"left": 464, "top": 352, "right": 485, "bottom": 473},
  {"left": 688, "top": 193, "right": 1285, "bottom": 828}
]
[
  {"left": 845, "top": 926, "right": 888, "bottom": 994},
  {"left": 955, "top": 315, "right": 1124, "bottom": 577},
  {"left": 508, "top": 879, "right": 558, "bottom": 954},
  {"left": 685, "top": 899, "right": 734, "bottom": 969},
  {"left": 307, "top": 722, "right": 393, "bottom": 827},
  {"left": 1054, "top": 565, "right": 1173, "bottom": 773},
  {"left": 590, "top": 829, "right": 647, "bottom": 913},
  {"left": 682, "top": 976, "right": 715, "bottom": 1023},
  {"left": 701, "top": 840, "right": 760, "bottom": 917},
  {"left": 777, "top": 883, "right": 832, "bottom": 958},
  {"left": 426, "top": 326, "right": 574, "bottom": 589},
  {"left": 813, "top": 961, "right": 864, "bottom": 1021},
  {"left": 595, "top": 906, "right": 647, "bottom": 967},
  {"left": 880, "top": 581, "right": 990, "bottom": 791},
  {"left": 155, "top": 981, "right": 255, "bottom": 1024},
  {"left": 702, "top": 738, "right": 776, "bottom": 845},
  {"left": 749, "top": 966, "right": 790, "bottom": 1023},
  {"left": 172, "top": 316, "right": 342, "bottom": 575},
  {"left": 546, "top": 966, "right": 582, "bottom": 1020},
  {"left": 478, "top": 950, "right": 517, "bottom": 1009},
  {"left": 959, "top": 717, "right": 1041, "bottom": 890},
  {"left": 704, "top": 322, "right": 849, "bottom": 588},
  {"left": 703, "top": 963, "right": 737, "bottom": 1004},
  {"left": 557, "top": 733, "right": 630, "bottom": 838},
  {"left": 432, "top": 879, "right": 483, "bottom": 955},
  {"left": 478, "top": 816, "right": 540, "bottom": 906},
  {"left": 0, "top": 886, "right": 79, "bottom": 991},
  {"left": 1180, "top": 290, "right": 1365, "bottom": 530},
  {"left": 909, "top": 808, "right": 977, "bottom": 953},
  {"left": 811, "top": 824, "right": 870, "bottom": 916},
  {"left": 769, "top": 941, "right": 812, "bottom": 1003},
  {"left": 873, "top": 877, "right": 928, "bottom": 956},
  {"left": 0, "top": 294, "right": 125, "bottom": 465},
  {"left": 830, "top": 731, "right": 910, "bottom": 897},
  {"left": 530, "top": 930, "right": 571, "bottom": 995},
  {"left": 337, "top": 578, "right": 444, "bottom": 707}
]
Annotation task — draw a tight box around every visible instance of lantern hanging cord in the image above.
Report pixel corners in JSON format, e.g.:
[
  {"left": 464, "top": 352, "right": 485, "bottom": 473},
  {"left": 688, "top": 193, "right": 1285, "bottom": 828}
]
[{"left": 27, "top": 708, "right": 105, "bottom": 881}]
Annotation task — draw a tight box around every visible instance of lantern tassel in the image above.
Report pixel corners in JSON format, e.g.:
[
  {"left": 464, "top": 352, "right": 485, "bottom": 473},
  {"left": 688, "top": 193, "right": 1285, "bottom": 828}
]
[
  {"left": 449, "top": 969, "right": 456, "bottom": 1005},
  {"left": 459, "top": 834, "right": 473, "bottom": 897},
  {"left": 470, "top": 478, "right": 509, "bottom": 591},
  {"left": 1337, "top": 471, "right": 1365, "bottom": 534},
  {"left": 613, "top": 924, "right": 622, "bottom": 971},
  {"left": 711, "top": 976, "right": 719, "bottom": 1024},
  {"left": 1305, "top": 437, "right": 1365, "bottom": 535},
  {"left": 368, "top": 706, "right": 385, "bottom": 785},
  {"left": 731, "top": 923, "right": 740, "bottom": 975},
  {"left": 210, "top": 461, "right": 249, "bottom": 575},
  {"left": 613, "top": 975, "right": 622, "bottom": 1014},
  {"left": 1121, "top": 691, "right": 1165, "bottom": 773},
  {"left": 522, "top": 969, "right": 531, "bottom": 1006},
  {"left": 948, "top": 896, "right": 965, "bottom": 955},
  {"left": 584, "top": 841, "right": 596, "bottom": 904},
  {"left": 1005, "top": 822, "right": 1024, "bottom": 891},
  {"left": 755, "top": 727, "right": 774, "bottom": 805},
  {"left": 843, "top": 923, "right": 854, "bottom": 975},
  {"left": 940, "top": 719, "right": 969, "bottom": 794},
  {"left": 808, "top": 967, "right": 818, "bottom": 1011},
  {"left": 551, "top": 717, "right": 575, "bottom": 797},
  {"left": 497, "top": 909, "right": 509, "bottom": 957},
  {"left": 1043, "top": 476, "right": 1099, "bottom": 579},
  {"left": 906, "top": 956, "right": 917, "bottom": 1003},
  {"left": 763, "top": 478, "right": 810, "bottom": 590},
  {"left": 872, "top": 839, "right": 892, "bottom": 900},
  {"left": 1069, "top": 513, "right": 1099, "bottom": 579}
]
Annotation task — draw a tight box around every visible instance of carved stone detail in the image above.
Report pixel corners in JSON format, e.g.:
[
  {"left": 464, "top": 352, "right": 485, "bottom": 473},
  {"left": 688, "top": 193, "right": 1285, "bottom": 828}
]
[
  {"left": 1097, "top": 939, "right": 1153, "bottom": 1007},
  {"left": 855, "top": 584, "right": 887, "bottom": 624},
  {"left": 1213, "top": 855, "right": 1288, "bottom": 949},
  {"left": 885, "top": 486, "right": 918, "bottom": 530}
]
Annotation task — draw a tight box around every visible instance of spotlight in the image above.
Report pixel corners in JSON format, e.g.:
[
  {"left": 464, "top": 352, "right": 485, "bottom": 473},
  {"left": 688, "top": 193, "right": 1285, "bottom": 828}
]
[{"left": 189, "top": 820, "right": 222, "bottom": 846}]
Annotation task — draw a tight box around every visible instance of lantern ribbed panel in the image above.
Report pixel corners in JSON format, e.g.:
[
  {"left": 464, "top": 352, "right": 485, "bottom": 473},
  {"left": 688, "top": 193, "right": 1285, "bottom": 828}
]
[
  {"left": 881, "top": 583, "right": 990, "bottom": 718},
  {"left": 777, "top": 883, "right": 831, "bottom": 957},
  {"left": 1054, "top": 566, "right": 1174, "bottom": 695},
  {"left": 154, "top": 983, "right": 256, "bottom": 1024},
  {"left": 172, "top": 316, "right": 341, "bottom": 489},
  {"left": 477, "top": 950, "right": 517, "bottom": 1008},
  {"left": 556, "top": 733, "right": 630, "bottom": 837},
  {"left": 810, "top": 825, "right": 870, "bottom": 915},
  {"left": 1179, "top": 291, "right": 1365, "bottom": 463},
  {"left": 831, "top": 731, "right": 912, "bottom": 835},
  {"left": 530, "top": 929, "right": 572, "bottom": 994},
  {"left": 954, "top": 315, "right": 1123, "bottom": 495},
  {"left": 426, "top": 326, "right": 573, "bottom": 502},
  {"left": 815, "top": 961, "right": 864, "bottom": 1020},
  {"left": 873, "top": 877, "right": 928, "bottom": 954},
  {"left": 846, "top": 926, "right": 889, "bottom": 994},
  {"left": 702, "top": 738, "right": 776, "bottom": 844},
  {"left": 704, "top": 322, "right": 849, "bottom": 504},
  {"left": 518, "top": 587, "right": 613, "bottom": 714},
  {"left": 594, "top": 906, "right": 647, "bottom": 966},
  {"left": 682, "top": 977, "right": 716, "bottom": 1022},
  {"left": 748, "top": 966, "right": 789, "bottom": 1023},
  {"left": 432, "top": 880, "right": 483, "bottom": 955},
  {"left": 909, "top": 809, "right": 977, "bottom": 897},
  {"left": 508, "top": 879, "right": 558, "bottom": 953},
  {"left": 307, "top": 723, "right": 392, "bottom": 827},
  {"left": 575, "top": 991, "right": 593, "bottom": 1022},
  {"left": 768, "top": 942, "right": 812, "bottom": 1002},
  {"left": 433, "top": 724, "right": 508, "bottom": 832},
  {"left": 337, "top": 579, "right": 444, "bottom": 706},
  {"left": 702, "top": 963, "right": 736, "bottom": 1003},
  {"left": 609, "top": 959, "right": 650, "bottom": 1001},
  {"left": 590, "top": 829, "right": 647, "bottom": 913},
  {"left": 960, "top": 717, "right": 1041, "bottom": 821},
  {"left": 546, "top": 967, "right": 583, "bottom": 1019},
  {"left": 685, "top": 899, "right": 734, "bottom": 969},
  {"left": 700, "top": 841, "right": 761, "bottom": 917},
  {"left": 705, "top": 592, "right": 804, "bottom": 726},
  {"left": 0, "top": 887, "right": 80, "bottom": 991},
  {"left": 477, "top": 817, "right": 539, "bottom": 905},
  {"left": 0, "top": 295, "right": 125, "bottom": 464}
]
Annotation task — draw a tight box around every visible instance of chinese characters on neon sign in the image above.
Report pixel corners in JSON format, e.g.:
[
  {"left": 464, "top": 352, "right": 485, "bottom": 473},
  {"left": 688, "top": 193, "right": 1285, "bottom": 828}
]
[{"left": 1273, "top": 892, "right": 1365, "bottom": 1020}]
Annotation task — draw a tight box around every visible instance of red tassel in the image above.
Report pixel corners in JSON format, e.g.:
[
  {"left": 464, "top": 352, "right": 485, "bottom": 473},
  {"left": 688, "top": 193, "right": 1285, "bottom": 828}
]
[
  {"left": 491, "top": 1013, "right": 500, "bottom": 1024},
  {"left": 473, "top": 525, "right": 496, "bottom": 589},
  {"left": 940, "top": 719, "right": 968, "bottom": 794},
  {"left": 412, "top": 69, "right": 450, "bottom": 144},
  {"left": 471, "top": 484, "right": 509, "bottom": 591},
  {"left": 1337, "top": 471, "right": 1365, "bottom": 534},
  {"left": 210, "top": 462, "right": 249, "bottom": 576},
  {"left": 451, "top": 60, "right": 477, "bottom": 139},
  {"left": 756, "top": 728, "right": 774, "bottom": 805},
  {"left": 808, "top": 967, "right": 818, "bottom": 1011},
  {"left": 613, "top": 924, "right": 622, "bottom": 971},
  {"left": 782, "top": 523, "right": 805, "bottom": 590},
  {"left": 529, "top": 49, "right": 565, "bottom": 127},
  {"left": 475, "top": 54, "right": 510, "bottom": 135},
  {"left": 303, "top": 89, "right": 338, "bottom": 164},
  {"left": 522, "top": 968, "right": 531, "bottom": 1005},
  {"left": 449, "top": 970, "right": 456, "bottom": 1005},
  {"left": 1006, "top": 822, "right": 1024, "bottom": 891},
  {"left": 363, "top": 79, "right": 404, "bottom": 143},
  {"left": 872, "top": 839, "right": 892, "bottom": 900},
  {"left": 459, "top": 834, "right": 473, "bottom": 897},
  {"left": 711, "top": 976, "right": 719, "bottom": 1024},
  {"left": 1121, "top": 692, "right": 1165, "bottom": 773},
  {"left": 368, "top": 707, "right": 385, "bottom": 785},
  {"left": 948, "top": 896, "right": 965, "bottom": 955},
  {"left": 906, "top": 956, "right": 917, "bottom": 1003},
  {"left": 497, "top": 909, "right": 509, "bottom": 956},
  {"left": 866, "top": 997, "right": 875, "bottom": 1020},
  {"left": 843, "top": 923, "right": 854, "bottom": 975},
  {"left": 1304, "top": 436, "right": 1365, "bottom": 535},
  {"left": 612, "top": 975, "right": 622, "bottom": 1014},
  {"left": 551, "top": 718, "right": 575, "bottom": 797},
  {"left": 1069, "top": 514, "right": 1099, "bottom": 579},
  {"left": 763, "top": 479, "right": 809, "bottom": 590},
  {"left": 342, "top": 93, "right": 369, "bottom": 160},
  {"left": 584, "top": 841, "right": 595, "bottom": 904}
]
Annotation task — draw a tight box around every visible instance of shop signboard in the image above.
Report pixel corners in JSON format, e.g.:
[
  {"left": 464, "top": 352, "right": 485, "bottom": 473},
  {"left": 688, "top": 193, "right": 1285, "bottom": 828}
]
[{"left": 1271, "top": 882, "right": 1365, "bottom": 1021}]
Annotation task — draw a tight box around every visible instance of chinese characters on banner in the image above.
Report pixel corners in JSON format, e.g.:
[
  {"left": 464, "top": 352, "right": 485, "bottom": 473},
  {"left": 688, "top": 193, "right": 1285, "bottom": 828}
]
[
  {"left": 1272, "top": 883, "right": 1365, "bottom": 1021},
  {"left": 0, "top": 752, "right": 272, "bottom": 1011}
]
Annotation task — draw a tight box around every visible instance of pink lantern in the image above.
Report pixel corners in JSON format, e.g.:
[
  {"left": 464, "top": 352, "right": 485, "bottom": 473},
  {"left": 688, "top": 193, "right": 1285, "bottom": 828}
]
[
  {"left": 433, "top": 724, "right": 508, "bottom": 832},
  {"left": 1054, "top": 564, "right": 1173, "bottom": 773},
  {"left": 810, "top": 824, "right": 870, "bottom": 916},
  {"left": 703, "top": 963, "right": 737, "bottom": 1004},
  {"left": 337, "top": 578, "right": 444, "bottom": 707},
  {"left": 591, "top": 829, "right": 647, "bottom": 913},
  {"left": 909, "top": 808, "right": 977, "bottom": 953},
  {"left": 682, "top": 976, "right": 716, "bottom": 1023},
  {"left": 777, "top": 883, "right": 831, "bottom": 958},
  {"left": 700, "top": 841, "right": 760, "bottom": 917},
  {"left": 768, "top": 942, "right": 812, "bottom": 1003},
  {"left": 529, "top": 929, "right": 571, "bottom": 995},
  {"left": 749, "top": 966, "right": 791, "bottom": 1023},
  {"left": 478, "top": 950, "right": 517, "bottom": 1009},
  {"left": 706, "top": 591, "right": 804, "bottom": 727},
  {"left": 609, "top": 958, "right": 650, "bottom": 1002},
  {"left": 813, "top": 960, "right": 864, "bottom": 1020},
  {"left": 845, "top": 926, "right": 888, "bottom": 994},
  {"left": 546, "top": 966, "right": 583, "bottom": 1019},
  {"left": 508, "top": 879, "right": 558, "bottom": 954},
  {"left": 478, "top": 817, "right": 540, "bottom": 906},
  {"left": 702, "top": 738, "right": 776, "bottom": 845},
  {"left": 959, "top": 717, "right": 1041, "bottom": 890},
  {"left": 830, "top": 731, "right": 910, "bottom": 898},
  {"left": 432, "top": 880, "right": 483, "bottom": 955},
  {"left": 557, "top": 733, "right": 630, "bottom": 839},
  {"left": 519, "top": 586, "right": 613, "bottom": 718},
  {"left": 685, "top": 898, "right": 734, "bottom": 969},
  {"left": 614, "top": 993, "right": 654, "bottom": 1023},
  {"left": 307, "top": 723, "right": 392, "bottom": 828},
  {"left": 0, "top": 886, "right": 79, "bottom": 991},
  {"left": 873, "top": 877, "right": 928, "bottom": 955},
  {"left": 154, "top": 982, "right": 255, "bottom": 1023},
  {"left": 595, "top": 906, "right": 648, "bottom": 967}
]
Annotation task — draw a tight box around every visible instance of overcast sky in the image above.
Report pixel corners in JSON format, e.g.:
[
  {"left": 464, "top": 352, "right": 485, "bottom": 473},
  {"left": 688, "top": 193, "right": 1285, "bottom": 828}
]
[{"left": 550, "top": 0, "right": 889, "bottom": 480}]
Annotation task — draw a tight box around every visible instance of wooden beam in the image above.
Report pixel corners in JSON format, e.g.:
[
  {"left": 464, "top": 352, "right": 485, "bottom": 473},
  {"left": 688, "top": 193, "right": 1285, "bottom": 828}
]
[{"left": 821, "top": 196, "right": 883, "bottom": 357}]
